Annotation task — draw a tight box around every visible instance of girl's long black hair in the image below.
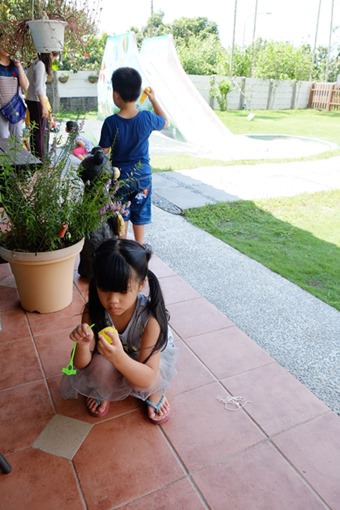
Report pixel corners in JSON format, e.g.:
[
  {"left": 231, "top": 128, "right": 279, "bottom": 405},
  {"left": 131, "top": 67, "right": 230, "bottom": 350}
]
[
  {"left": 88, "top": 239, "right": 169, "bottom": 359},
  {"left": 38, "top": 53, "right": 53, "bottom": 77}
]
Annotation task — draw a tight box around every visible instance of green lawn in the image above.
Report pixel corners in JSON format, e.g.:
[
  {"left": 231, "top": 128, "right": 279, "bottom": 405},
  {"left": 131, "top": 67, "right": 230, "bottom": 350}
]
[
  {"left": 152, "top": 109, "right": 340, "bottom": 171},
  {"left": 153, "top": 109, "right": 340, "bottom": 310},
  {"left": 185, "top": 190, "right": 340, "bottom": 311}
]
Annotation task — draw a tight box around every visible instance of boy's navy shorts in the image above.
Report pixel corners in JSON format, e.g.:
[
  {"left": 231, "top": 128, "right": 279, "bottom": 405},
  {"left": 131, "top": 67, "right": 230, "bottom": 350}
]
[{"left": 121, "top": 174, "right": 152, "bottom": 225}]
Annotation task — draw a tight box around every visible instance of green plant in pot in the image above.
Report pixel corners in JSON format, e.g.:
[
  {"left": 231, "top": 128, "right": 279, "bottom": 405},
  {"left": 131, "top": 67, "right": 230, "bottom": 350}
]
[{"left": 0, "top": 135, "right": 123, "bottom": 313}]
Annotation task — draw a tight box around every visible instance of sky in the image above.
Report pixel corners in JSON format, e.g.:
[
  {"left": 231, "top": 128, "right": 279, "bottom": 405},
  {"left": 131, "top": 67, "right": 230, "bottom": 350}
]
[{"left": 98, "top": 0, "right": 340, "bottom": 50}]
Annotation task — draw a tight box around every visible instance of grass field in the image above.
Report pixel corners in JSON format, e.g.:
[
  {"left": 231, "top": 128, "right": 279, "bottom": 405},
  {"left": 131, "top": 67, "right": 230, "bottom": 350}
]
[
  {"left": 152, "top": 109, "right": 340, "bottom": 171},
  {"left": 185, "top": 190, "right": 340, "bottom": 310},
  {"left": 179, "top": 109, "right": 340, "bottom": 310}
]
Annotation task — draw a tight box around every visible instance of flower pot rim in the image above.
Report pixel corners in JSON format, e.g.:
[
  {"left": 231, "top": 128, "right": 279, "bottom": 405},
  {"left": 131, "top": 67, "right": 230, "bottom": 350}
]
[
  {"left": 27, "top": 19, "right": 68, "bottom": 27},
  {"left": 0, "top": 238, "right": 84, "bottom": 264}
]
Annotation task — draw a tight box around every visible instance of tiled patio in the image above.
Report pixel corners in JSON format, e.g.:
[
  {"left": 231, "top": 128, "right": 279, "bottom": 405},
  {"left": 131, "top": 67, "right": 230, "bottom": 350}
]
[{"left": 0, "top": 254, "right": 339, "bottom": 510}]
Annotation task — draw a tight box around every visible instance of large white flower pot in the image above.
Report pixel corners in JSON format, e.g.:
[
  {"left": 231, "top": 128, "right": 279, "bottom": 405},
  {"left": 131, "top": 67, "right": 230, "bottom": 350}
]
[
  {"left": 0, "top": 238, "right": 84, "bottom": 313},
  {"left": 27, "top": 20, "right": 67, "bottom": 53}
]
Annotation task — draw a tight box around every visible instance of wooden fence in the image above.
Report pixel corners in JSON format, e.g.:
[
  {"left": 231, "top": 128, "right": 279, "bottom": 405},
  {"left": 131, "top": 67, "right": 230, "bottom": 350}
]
[{"left": 309, "top": 83, "right": 340, "bottom": 111}]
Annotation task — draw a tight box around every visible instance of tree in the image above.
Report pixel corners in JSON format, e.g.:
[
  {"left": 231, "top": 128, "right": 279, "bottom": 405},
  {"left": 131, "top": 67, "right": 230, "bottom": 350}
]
[
  {"left": 171, "top": 17, "right": 219, "bottom": 41},
  {"left": 254, "top": 41, "right": 312, "bottom": 80}
]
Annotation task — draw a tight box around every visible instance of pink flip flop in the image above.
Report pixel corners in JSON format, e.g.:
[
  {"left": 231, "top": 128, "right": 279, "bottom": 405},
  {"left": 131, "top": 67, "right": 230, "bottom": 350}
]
[{"left": 146, "top": 395, "right": 170, "bottom": 425}]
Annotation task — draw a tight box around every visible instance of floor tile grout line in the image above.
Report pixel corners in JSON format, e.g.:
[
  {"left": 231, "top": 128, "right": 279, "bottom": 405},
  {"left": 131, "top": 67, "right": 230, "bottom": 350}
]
[
  {"left": 158, "top": 425, "right": 212, "bottom": 510},
  {"left": 25, "top": 311, "right": 58, "bottom": 413},
  {"left": 69, "top": 458, "right": 89, "bottom": 510},
  {"left": 268, "top": 436, "right": 333, "bottom": 509},
  {"left": 110, "top": 476, "right": 210, "bottom": 510}
]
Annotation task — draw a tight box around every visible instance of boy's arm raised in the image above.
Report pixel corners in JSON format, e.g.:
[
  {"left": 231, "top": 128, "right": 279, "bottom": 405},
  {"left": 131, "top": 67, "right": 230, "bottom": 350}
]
[{"left": 146, "top": 87, "right": 169, "bottom": 129}]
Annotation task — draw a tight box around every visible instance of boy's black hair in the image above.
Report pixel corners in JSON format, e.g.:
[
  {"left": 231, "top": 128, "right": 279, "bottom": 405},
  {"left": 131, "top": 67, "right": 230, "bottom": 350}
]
[
  {"left": 88, "top": 239, "right": 169, "bottom": 360},
  {"left": 111, "top": 67, "right": 142, "bottom": 102},
  {"left": 65, "top": 120, "right": 79, "bottom": 133}
]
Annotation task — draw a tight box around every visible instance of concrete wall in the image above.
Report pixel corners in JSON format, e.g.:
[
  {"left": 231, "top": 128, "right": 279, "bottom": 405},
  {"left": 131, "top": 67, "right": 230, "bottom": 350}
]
[
  {"left": 188, "top": 75, "right": 312, "bottom": 111},
  {"left": 51, "top": 71, "right": 312, "bottom": 112}
]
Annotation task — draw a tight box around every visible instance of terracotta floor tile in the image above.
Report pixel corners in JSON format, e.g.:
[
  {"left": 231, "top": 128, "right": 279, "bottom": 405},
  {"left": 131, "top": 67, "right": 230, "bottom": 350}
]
[
  {"left": 273, "top": 412, "right": 340, "bottom": 509},
  {"left": 168, "top": 298, "right": 234, "bottom": 339},
  {"left": 0, "top": 381, "right": 54, "bottom": 454},
  {"left": 164, "top": 382, "right": 265, "bottom": 472},
  {"left": 119, "top": 477, "right": 207, "bottom": 509},
  {"left": 0, "top": 284, "right": 19, "bottom": 311},
  {"left": 0, "top": 308, "right": 31, "bottom": 341},
  {"left": 34, "top": 327, "right": 78, "bottom": 378},
  {"left": 185, "top": 326, "right": 273, "bottom": 379},
  {"left": 221, "top": 363, "right": 329, "bottom": 436},
  {"left": 33, "top": 414, "right": 92, "bottom": 459},
  {"left": 160, "top": 274, "right": 201, "bottom": 305},
  {"left": 48, "top": 375, "right": 140, "bottom": 423},
  {"left": 27, "top": 292, "right": 84, "bottom": 335},
  {"left": 193, "top": 441, "right": 326, "bottom": 510},
  {"left": 149, "top": 255, "right": 176, "bottom": 278},
  {"left": 0, "top": 448, "right": 84, "bottom": 510},
  {"left": 74, "top": 412, "right": 184, "bottom": 509},
  {"left": 0, "top": 336, "right": 43, "bottom": 390},
  {"left": 170, "top": 338, "right": 215, "bottom": 395},
  {"left": 73, "top": 275, "right": 89, "bottom": 300}
]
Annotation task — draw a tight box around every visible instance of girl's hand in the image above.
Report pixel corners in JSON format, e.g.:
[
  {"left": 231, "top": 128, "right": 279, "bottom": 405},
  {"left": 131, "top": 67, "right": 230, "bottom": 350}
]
[
  {"left": 70, "top": 323, "right": 94, "bottom": 345},
  {"left": 98, "top": 328, "right": 124, "bottom": 363}
]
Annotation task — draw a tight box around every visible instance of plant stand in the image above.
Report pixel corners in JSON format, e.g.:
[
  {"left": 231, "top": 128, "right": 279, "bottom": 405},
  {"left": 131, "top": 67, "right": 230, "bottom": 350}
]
[{"left": 0, "top": 239, "right": 84, "bottom": 313}]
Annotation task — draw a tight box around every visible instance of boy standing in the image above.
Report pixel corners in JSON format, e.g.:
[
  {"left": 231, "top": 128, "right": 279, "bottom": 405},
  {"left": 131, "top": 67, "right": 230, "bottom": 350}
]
[{"left": 99, "top": 67, "right": 169, "bottom": 244}]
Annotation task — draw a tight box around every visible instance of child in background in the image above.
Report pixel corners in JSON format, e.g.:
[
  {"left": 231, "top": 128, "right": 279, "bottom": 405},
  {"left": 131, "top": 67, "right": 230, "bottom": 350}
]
[
  {"left": 99, "top": 67, "right": 169, "bottom": 244},
  {"left": 60, "top": 239, "right": 176, "bottom": 423},
  {"left": 65, "top": 120, "right": 93, "bottom": 160}
]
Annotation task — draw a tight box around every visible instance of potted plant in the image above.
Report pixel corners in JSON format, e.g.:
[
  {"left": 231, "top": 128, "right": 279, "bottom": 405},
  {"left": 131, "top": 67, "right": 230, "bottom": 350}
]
[
  {"left": 27, "top": 18, "right": 67, "bottom": 53},
  {"left": 0, "top": 1, "right": 98, "bottom": 69},
  {"left": 0, "top": 135, "right": 123, "bottom": 313},
  {"left": 58, "top": 72, "right": 69, "bottom": 83},
  {"left": 88, "top": 74, "right": 99, "bottom": 84}
]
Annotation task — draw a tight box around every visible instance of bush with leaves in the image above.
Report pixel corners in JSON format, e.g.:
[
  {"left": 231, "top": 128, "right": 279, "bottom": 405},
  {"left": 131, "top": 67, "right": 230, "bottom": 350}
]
[{"left": 0, "top": 135, "right": 125, "bottom": 252}]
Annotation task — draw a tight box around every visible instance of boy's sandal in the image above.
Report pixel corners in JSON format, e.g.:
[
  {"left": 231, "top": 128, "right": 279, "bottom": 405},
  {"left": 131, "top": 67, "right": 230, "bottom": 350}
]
[
  {"left": 86, "top": 397, "right": 110, "bottom": 418},
  {"left": 145, "top": 395, "right": 170, "bottom": 425}
]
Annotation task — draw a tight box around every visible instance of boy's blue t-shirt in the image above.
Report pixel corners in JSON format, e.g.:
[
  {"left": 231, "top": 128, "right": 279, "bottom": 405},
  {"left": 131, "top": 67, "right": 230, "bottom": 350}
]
[{"left": 99, "top": 110, "right": 165, "bottom": 178}]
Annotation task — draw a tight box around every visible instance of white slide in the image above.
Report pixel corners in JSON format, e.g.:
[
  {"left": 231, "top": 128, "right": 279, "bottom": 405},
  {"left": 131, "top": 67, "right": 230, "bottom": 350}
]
[
  {"left": 139, "top": 35, "right": 235, "bottom": 152},
  {"left": 98, "top": 32, "right": 240, "bottom": 158}
]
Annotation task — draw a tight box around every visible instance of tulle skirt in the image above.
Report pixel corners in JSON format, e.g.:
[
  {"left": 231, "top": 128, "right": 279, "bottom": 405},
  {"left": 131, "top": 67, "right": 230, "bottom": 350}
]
[{"left": 60, "top": 330, "right": 177, "bottom": 403}]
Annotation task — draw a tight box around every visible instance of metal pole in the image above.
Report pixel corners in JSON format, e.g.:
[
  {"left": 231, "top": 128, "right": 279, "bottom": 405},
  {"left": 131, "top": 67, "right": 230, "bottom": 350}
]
[
  {"left": 230, "top": 0, "right": 238, "bottom": 76},
  {"left": 325, "top": 0, "right": 335, "bottom": 81},
  {"left": 310, "top": 0, "right": 322, "bottom": 80},
  {"left": 250, "top": 0, "right": 259, "bottom": 76}
]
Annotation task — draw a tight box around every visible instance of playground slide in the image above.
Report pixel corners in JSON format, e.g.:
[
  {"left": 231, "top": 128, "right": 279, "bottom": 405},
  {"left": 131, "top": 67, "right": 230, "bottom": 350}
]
[
  {"left": 97, "top": 32, "right": 238, "bottom": 157},
  {"left": 139, "top": 35, "right": 235, "bottom": 151}
]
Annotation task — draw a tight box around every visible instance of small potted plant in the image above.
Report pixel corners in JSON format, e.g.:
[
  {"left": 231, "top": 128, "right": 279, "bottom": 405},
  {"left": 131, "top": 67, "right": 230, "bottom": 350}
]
[
  {"left": 58, "top": 72, "right": 69, "bottom": 83},
  {"left": 88, "top": 74, "right": 99, "bottom": 84},
  {"left": 0, "top": 134, "right": 124, "bottom": 313}
]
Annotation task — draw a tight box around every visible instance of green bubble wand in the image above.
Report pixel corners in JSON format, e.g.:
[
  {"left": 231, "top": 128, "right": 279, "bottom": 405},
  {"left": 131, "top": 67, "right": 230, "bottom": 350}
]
[{"left": 61, "top": 324, "right": 95, "bottom": 376}]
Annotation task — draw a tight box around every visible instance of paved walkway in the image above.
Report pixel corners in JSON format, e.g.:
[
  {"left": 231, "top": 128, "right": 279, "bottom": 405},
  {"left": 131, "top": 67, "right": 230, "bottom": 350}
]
[{"left": 84, "top": 118, "right": 340, "bottom": 414}]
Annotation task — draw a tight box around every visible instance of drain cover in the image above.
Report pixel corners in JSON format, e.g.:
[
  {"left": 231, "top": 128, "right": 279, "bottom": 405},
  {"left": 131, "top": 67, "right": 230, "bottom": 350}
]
[{"left": 152, "top": 193, "right": 183, "bottom": 215}]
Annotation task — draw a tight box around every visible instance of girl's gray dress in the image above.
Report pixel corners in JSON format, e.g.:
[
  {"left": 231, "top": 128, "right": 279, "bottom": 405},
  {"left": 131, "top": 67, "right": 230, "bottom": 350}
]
[{"left": 60, "top": 293, "right": 177, "bottom": 402}]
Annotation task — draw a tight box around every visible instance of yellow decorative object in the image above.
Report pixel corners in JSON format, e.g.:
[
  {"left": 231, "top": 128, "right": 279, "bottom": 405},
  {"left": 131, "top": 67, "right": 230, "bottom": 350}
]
[
  {"left": 140, "top": 87, "right": 151, "bottom": 104},
  {"left": 99, "top": 326, "right": 117, "bottom": 344}
]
